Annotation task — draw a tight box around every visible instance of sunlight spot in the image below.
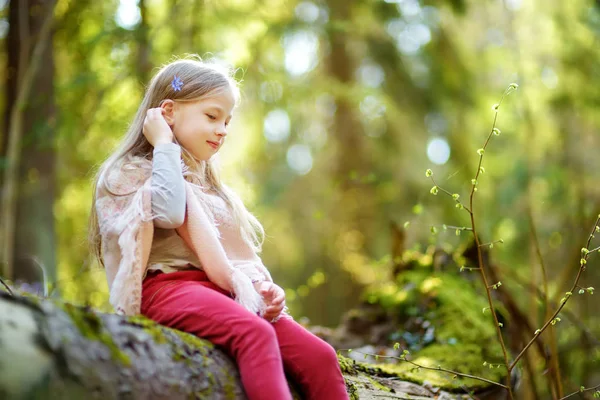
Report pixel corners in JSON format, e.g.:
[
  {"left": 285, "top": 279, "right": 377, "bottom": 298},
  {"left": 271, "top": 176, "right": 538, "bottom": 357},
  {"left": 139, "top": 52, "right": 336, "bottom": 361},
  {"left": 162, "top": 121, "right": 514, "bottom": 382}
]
[
  {"left": 283, "top": 30, "right": 319, "bottom": 76},
  {"left": 259, "top": 81, "right": 283, "bottom": 103},
  {"left": 0, "top": 19, "right": 7, "bottom": 39},
  {"left": 264, "top": 109, "right": 291, "bottom": 143},
  {"left": 360, "top": 96, "right": 386, "bottom": 118},
  {"left": 300, "top": 123, "right": 328, "bottom": 149},
  {"left": 541, "top": 66, "right": 559, "bottom": 89},
  {"left": 295, "top": 1, "right": 320, "bottom": 23},
  {"left": 396, "top": 0, "right": 422, "bottom": 18},
  {"left": 385, "top": 19, "right": 405, "bottom": 38},
  {"left": 505, "top": 0, "right": 522, "bottom": 11},
  {"left": 286, "top": 144, "right": 313, "bottom": 175},
  {"left": 426, "top": 137, "right": 450, "bottom": 165},
  {"left": 396, "top": 23, "right": 431, "bottom": 55},
  {"left": 115, "top": 0, "right": 141, "bottom": 30},
  {"left": 110, "top": 43, "right": 130, "bottom": 63},
  {"left": 357, "top": 61, "right": 385, "bottom": 88}
]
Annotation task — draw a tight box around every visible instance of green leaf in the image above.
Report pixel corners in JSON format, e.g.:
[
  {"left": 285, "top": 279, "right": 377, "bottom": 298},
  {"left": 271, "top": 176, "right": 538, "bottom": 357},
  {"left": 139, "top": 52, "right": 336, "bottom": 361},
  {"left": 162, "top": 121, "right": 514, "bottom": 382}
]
[{"left": 587, "top": 287, "right": 595, "bottom": 294}]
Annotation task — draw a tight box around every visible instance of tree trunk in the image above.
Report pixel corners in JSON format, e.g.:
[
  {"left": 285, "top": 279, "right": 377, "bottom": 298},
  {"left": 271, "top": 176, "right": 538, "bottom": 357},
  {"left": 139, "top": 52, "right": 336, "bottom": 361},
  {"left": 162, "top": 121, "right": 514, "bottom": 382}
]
[
  {"left": 1, "top": 0, "right": 57, "bottom": 287},
  {"left": 0, "top": 291, "right": 470, "bottom": 400}
]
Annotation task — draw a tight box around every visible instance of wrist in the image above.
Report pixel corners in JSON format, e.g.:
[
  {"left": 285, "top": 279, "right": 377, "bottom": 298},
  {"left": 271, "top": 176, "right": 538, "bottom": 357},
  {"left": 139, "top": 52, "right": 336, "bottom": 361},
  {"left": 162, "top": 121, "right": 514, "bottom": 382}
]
[
  {"left": 253, "top": 280, "right": 265, "bottom": 291},
  {"left": 154, "top": 136, "right": 174, "bottom": 147}
]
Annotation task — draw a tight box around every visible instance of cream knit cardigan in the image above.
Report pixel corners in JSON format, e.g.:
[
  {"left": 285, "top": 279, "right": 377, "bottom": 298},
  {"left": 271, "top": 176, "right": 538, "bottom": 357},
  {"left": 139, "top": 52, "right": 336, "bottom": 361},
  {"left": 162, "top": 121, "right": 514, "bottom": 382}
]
[{"left": 95, "top": 157, "right": 280, "bottom": 319}]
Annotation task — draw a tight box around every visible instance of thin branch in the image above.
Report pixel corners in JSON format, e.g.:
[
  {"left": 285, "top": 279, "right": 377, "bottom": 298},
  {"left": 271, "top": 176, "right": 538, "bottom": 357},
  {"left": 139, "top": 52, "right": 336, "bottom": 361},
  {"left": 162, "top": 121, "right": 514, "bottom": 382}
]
[
  {"left": 340, "top": 349, "right": 509, "bottom": 390},
  {"left": 558, "top": 383, "right": 600, "bottom": 400},
  {"left": 509, "top": 215, "right": 600, "bottom": 371},
  {"left": 467, "top": 86, "right": 516, "bottom": 399},
  {"left": 0, "top": 276, "right": 14, "bottom": 296},
  {"left": 428, "top": 176, "right": 472, "bottom": 214},
  {"left": 478, "top": 240, "right": 504, "bottom": 248}
]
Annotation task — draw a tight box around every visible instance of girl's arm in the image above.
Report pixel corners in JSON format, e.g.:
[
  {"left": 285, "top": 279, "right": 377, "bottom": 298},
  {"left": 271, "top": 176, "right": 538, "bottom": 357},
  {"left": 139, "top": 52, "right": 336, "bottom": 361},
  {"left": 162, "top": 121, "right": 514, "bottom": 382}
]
[
  {"left": 175, "top": 194, "right": 234, "bottom": 293},
  {"left": 151, "top": 143, "right": 186, "bottom": 228},
  {"left": 151, "top": 144, "right": 233, "bottom": 292}
]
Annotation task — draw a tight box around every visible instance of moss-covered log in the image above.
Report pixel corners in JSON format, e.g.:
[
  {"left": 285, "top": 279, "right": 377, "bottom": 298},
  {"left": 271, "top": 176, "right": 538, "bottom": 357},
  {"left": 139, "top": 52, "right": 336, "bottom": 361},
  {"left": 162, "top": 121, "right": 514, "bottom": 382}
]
[{"left": 0, "top": 291, "right": 480, "bottom": 399}]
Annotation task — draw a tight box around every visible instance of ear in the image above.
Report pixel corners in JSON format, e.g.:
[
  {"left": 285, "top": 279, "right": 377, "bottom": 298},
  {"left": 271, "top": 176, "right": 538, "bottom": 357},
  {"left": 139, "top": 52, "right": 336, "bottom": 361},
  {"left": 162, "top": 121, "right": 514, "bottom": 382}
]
[{"left": 160, "top": 99, "right": 176, "bottom": 125}]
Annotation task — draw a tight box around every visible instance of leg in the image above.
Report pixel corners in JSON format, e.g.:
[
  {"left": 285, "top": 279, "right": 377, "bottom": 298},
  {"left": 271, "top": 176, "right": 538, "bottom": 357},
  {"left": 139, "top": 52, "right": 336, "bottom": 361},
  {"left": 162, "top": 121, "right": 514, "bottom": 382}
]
[
  {"left": 272, "top": 317, "right": 349, "bottom": 399},
  {"left": 141, "top": 273, "right": 292, "bottom": 400}
]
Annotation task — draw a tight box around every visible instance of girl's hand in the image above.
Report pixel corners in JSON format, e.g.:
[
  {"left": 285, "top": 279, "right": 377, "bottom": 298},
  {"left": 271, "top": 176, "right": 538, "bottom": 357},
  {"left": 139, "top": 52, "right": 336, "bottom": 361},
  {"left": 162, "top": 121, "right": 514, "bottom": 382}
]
[
  {"left": 254, "top": 281, "right": 286, "bottom": 321},
  {"left": 143, "top": 107, "right": 173, "bottom": 147}
]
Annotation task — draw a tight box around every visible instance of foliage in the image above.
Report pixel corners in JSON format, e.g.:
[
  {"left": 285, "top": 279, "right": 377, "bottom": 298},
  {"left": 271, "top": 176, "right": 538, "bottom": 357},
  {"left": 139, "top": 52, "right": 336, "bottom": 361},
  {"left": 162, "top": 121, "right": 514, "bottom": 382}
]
[{"left": 2, "top": 0, "right": 600, "bottom": 397}]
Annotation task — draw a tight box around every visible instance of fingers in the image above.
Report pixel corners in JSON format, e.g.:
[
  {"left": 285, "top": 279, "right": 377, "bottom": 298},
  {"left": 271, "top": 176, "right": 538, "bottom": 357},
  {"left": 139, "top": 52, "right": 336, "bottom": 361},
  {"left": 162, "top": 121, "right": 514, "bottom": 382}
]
[
  {"left": 263, "top": 303, "right": 284, "bottom": 321},
  {"left": 270, "top": 292, "right": 285, "bottom": 306},
  {"left": 259, "top": 283, "right": 276, "bottom": 299},
  {"left": 146, "top": 107, "right": 164, "bottom": 120}
]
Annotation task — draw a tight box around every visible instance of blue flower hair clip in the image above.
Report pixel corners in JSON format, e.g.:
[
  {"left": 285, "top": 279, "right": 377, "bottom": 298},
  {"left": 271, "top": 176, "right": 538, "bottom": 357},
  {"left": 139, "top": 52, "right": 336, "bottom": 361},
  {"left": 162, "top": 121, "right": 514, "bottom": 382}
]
[{"left": 171, "top": 75, "right": 183, "bottom": 92}]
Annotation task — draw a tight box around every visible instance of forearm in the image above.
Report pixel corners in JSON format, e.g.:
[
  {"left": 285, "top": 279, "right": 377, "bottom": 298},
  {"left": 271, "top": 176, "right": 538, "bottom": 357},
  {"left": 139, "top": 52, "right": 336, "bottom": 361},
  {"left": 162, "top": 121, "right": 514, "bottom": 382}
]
[
  {"left": 175, "top": 217, "right": 233, "bottom": 293},
  {"left": 151, "top": 143, "right": 186, "bottom": 228}
]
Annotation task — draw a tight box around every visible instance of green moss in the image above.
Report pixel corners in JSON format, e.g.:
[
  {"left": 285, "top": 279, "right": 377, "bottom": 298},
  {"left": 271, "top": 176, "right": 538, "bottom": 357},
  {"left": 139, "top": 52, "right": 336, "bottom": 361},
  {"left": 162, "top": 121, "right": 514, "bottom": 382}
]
[
  {"left": 365, "top": 376, "right": 392, "bottom": 392},
  {"left": 338, "top": 354, "right": 358, "bottom": 375},
  {"left": 357, "top": 254, "right": 509, "bottom": 391},
  {"left": 127, "top": 315, "right": 170, "bottom": 344},
  {"left": 171, "top": 327, "right": 215, "bottom": 350},
  {"left": 60, "top": 302, "right": 131, "bottom": 367},
  {"left": 345, "top": 379, "right": 359, "bottom": 400},
  {"left": 377, "top": 344, "right": 507, "bottom": 391}
]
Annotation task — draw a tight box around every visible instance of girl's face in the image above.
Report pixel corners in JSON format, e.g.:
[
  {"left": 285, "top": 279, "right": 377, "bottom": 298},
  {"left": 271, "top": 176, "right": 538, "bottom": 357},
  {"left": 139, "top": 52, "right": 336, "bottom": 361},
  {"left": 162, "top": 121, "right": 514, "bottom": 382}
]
[{"left": 169, "top": 88, "right": 235, "bottom": 162}]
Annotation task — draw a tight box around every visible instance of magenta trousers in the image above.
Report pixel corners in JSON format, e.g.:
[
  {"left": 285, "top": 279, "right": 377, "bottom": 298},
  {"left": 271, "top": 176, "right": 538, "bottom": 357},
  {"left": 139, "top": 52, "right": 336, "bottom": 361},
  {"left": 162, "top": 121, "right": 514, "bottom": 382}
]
[{"left": 140, "top": 269, "right": 349, "bottom": 400}]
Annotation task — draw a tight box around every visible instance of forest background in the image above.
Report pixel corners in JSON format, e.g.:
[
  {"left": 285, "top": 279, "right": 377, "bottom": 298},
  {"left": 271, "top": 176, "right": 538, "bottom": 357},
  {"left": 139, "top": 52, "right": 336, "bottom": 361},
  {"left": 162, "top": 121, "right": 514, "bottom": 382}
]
[{"left": 1, "top": 0, "right": 600, "bottom": 397}]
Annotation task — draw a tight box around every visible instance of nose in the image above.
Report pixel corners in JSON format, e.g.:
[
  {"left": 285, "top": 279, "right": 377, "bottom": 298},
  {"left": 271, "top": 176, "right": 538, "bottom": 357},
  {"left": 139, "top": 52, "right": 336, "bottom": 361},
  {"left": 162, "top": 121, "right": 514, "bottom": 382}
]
[{"left": 215, "top": 123, "right": 228, "bottom": 137}]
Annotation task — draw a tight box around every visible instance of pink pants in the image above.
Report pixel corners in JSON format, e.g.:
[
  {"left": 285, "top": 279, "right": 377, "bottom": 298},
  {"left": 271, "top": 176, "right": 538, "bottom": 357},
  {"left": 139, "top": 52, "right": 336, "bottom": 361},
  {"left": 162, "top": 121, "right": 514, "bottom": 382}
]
[{"left": 141, "top": 269, "right": 349, "bottom": 400}]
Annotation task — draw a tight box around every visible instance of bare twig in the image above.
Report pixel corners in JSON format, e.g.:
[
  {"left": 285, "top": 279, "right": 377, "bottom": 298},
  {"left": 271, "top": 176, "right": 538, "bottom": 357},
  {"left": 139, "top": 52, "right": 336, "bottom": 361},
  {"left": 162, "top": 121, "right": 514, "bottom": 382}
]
[{"left": 0, "top": 276, "right": 14, "bottom": 296}]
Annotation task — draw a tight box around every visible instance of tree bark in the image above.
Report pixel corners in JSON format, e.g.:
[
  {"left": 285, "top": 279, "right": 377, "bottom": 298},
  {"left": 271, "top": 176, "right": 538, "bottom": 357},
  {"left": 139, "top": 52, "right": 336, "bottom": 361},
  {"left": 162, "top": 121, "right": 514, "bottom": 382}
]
[
  {"left": 1, "top": 0, "right": 57, "bottom": 286},
  {"left": 0, "top": 291, "right": 470, "bottom": 400}
]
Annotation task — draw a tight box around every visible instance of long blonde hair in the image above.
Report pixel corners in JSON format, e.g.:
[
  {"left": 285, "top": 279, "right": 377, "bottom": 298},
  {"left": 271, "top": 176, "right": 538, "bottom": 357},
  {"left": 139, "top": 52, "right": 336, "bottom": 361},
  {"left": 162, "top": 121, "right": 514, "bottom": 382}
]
[{"left": 88, "top": 56, "right": 265, "bottom": 268}]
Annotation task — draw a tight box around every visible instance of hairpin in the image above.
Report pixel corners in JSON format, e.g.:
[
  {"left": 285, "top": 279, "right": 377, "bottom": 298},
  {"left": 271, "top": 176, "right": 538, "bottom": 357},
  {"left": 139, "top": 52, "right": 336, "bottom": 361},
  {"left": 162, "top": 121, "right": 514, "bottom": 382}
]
[{"left": 171, "top": 75, "right": 183, "bottom": 92}]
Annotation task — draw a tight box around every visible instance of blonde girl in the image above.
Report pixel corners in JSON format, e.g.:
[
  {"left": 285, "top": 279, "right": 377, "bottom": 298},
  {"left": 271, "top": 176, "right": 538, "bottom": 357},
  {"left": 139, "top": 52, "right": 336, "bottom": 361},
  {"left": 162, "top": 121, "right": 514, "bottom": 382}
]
[{"left": 89, "top": 57, "right": 348, "bottom": 399}]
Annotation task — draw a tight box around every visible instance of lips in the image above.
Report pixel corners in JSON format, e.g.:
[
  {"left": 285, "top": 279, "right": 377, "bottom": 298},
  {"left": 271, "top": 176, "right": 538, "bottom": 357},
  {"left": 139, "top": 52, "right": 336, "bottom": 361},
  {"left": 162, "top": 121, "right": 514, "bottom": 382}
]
[{"left": 207, "top": 141, "right": 220, "bottom": 149}]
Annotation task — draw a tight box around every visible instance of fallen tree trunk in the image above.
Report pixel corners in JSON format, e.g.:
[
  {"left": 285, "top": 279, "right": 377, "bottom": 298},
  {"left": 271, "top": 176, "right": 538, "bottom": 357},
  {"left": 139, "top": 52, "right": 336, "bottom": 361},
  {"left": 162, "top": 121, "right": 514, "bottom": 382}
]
[{"left": 0, "top": 291, "right": 470, "bottom": 399}]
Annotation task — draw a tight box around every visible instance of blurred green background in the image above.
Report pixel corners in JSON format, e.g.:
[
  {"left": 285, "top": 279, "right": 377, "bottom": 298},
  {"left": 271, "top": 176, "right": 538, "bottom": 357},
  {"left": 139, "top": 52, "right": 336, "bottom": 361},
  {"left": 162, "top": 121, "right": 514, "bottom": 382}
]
[{"left": 1, "top": 0, "right": 600, "bottom": 395}]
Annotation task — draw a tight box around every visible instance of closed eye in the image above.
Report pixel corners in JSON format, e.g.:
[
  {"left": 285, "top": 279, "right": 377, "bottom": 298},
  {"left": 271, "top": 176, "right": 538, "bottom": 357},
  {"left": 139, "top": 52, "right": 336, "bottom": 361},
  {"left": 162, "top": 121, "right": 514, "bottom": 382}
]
[{"left": 206, "top": 114, "right": 216, "bottom": 120}]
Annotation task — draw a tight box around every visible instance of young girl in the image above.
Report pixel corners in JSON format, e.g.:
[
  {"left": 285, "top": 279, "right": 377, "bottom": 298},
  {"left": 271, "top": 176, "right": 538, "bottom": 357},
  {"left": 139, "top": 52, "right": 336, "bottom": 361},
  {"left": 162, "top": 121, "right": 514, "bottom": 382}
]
[{"left": 89, "top": 57, "right": 349, "bottom": 399}]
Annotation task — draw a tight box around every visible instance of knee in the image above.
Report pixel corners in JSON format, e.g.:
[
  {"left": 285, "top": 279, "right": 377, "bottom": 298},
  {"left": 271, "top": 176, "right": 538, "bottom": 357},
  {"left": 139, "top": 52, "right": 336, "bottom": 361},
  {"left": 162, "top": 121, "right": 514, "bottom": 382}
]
[
  {"left": 304, "top": 339, "right": 340, "bottom": 370},
  {"left": 236, "top": 315, "right": 278, "bottom": 344}
]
